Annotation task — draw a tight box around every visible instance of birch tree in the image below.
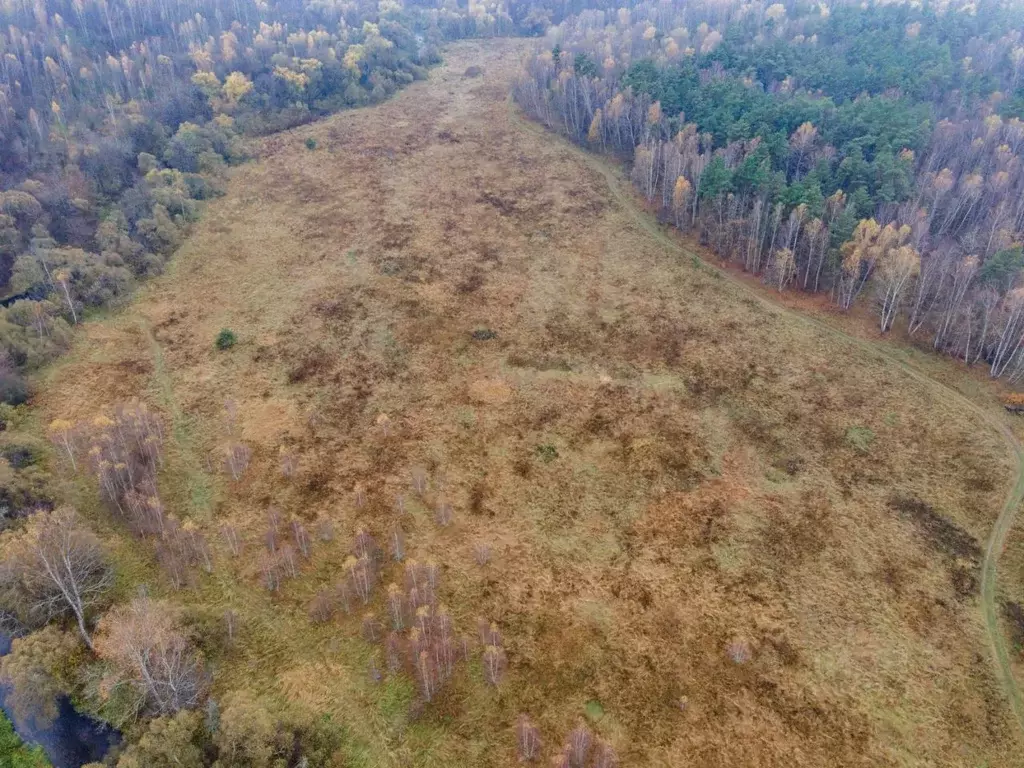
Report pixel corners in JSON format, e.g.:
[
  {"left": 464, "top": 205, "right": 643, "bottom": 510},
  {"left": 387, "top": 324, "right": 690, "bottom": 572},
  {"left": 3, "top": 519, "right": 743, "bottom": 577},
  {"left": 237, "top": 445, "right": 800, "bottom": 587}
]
[{"left": 7, "top": 507, "right": 113, "bottom": 650}]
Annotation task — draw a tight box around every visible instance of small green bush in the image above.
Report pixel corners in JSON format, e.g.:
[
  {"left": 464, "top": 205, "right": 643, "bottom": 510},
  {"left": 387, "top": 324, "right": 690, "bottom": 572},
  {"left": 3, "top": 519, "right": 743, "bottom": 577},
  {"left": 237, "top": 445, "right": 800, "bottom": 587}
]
[
  {"left": 215, "top": 328, "right": 237, "bottom": 350},
  {"left": 535, "top": 444, "right": 559, "bottom": 463},
  {"left": 304, "top": 137, "right": 317, "bottom": 150}
]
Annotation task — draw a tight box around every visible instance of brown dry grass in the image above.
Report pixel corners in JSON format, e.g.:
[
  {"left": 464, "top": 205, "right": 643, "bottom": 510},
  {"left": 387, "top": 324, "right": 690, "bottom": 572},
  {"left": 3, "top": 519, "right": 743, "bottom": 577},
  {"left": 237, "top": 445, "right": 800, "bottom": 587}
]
[{"left": 33, "top": 39, "right": 1024, "bottom": 766}]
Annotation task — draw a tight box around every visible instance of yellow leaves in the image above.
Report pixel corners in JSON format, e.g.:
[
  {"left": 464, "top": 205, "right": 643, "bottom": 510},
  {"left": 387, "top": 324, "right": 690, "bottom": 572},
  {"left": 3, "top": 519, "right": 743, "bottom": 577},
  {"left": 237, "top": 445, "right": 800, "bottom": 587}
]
[
  {"left": 984, "top": 113, "right": 1003, "bottom": 134},
  {"left": 642, "top": 24, "right": 656, "bottom": 41},
  {"left": 189, "top": 47, "right": 213, "bottom": 72},
  {"left": 765, "top": 3, "right": 786, "bottom": 20},
  {"left": 222, "top": 71, "right": 253, "bottom": 104},
  {"left": 672, "top": 176, "right": 692, "bottom": 211},
  {"left": 841, "top": 219, "right": 911, "bottom": 279},
  {"left": 772, "top": 248, "right": 796, "bottom": 289},
  {"left": 220, "top": 30, "right": 239, "bottom": 63},
  {"left": 343, "top": 44, "right": 366, "bottom": 72},
  {"left": 47, "top": 419, "right": 73, "bottom": 436},
  {"left": 932, "top": 168, "right": 955, "bottom": 195},
  {"left": 587, "top": 109, "right": 602, "bottom": 144},
  {"left": 841, "top": 218, "right": 879, "bottom": 276},
  {"left": 961, "top": 172, "right": 983, "bottom": 194},
  {"left": 790, "top": 121, "right": 817, "bottom": 149},
  {"left": 608, "top": 92, "right": 625, "bottom": 119},
  {"left": 991, "top": 170, "right": 1011, "bottom": 191},
  {"left": 190, "top": 70, "right": 220, "bottom": 99},
  {"left": 273, "top": 66, "right": 310, "bottom": 91},
  {"left": 878, "top": 245, "right": 921, "bottom": 282},
  {"left": 647, "top": 101, "right": 662, "bottom": 126}
]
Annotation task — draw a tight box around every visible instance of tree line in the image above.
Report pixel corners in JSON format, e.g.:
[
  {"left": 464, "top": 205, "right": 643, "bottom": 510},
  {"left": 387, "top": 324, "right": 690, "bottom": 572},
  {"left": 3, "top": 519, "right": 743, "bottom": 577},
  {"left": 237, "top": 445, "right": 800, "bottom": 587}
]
[{"left": 515, "top": 0, "right": 1024, "bottom": 380}]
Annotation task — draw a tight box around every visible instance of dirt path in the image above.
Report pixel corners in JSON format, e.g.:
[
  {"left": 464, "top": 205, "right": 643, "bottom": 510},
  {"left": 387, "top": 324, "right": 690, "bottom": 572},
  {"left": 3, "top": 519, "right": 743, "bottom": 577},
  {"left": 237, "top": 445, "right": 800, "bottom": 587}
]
[{"left": 509, "top": 100, "right": 1024, "bottom": 734}]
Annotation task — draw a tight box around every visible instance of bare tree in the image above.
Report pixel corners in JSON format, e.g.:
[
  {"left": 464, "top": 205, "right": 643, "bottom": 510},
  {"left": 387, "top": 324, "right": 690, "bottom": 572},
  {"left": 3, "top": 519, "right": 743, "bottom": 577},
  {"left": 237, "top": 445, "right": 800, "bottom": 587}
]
[
  {"left": 472, "top": 542, "right": 492, "bottom": 566},
  {"left": 592, "top": 741, "right": 618, "bottom": 768},
  {"left": 46, "top": 419, "right": 79, "bottom": 471},
  {"left": 566, "top": 724, "right": 593, "bottom": 768},
  {"left": 11, "top": 507, "right": 113, "bottom": 650},
  {"left": 482, "top": 643, "right": 507, "bottom": 686},
  {"left": 224, "top": 442, "right": 251, "bottom": 481},
  {"left": 291, "top": 520, "right": 310, "bottom": 558},
  {"left": 516, "top": 715, "right": 542, "bottom": 762},
  {"left": 95, "top": 597, "right": 207, "bottom": 717},
  {"left": 220, "top": 524, "right": 241, "bottom": 556}
]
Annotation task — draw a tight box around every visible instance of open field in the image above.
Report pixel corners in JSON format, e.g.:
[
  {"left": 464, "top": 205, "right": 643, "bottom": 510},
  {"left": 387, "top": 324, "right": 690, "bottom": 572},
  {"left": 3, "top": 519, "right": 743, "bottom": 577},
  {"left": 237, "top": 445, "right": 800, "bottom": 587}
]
[{"left": 33, "top": 39, "right": 1024, "bottom": 766}]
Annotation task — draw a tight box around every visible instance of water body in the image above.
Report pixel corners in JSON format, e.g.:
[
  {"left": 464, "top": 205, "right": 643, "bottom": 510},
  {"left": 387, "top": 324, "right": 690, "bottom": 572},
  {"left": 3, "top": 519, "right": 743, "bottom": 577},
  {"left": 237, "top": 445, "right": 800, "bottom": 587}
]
[{"left": 0, "top": 632, "right": 120, "bottom": 767}]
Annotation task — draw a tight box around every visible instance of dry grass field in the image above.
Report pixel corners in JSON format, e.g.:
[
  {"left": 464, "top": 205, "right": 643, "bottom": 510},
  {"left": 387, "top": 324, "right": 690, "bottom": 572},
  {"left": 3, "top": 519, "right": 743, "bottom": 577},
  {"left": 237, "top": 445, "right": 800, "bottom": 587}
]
[{"left": 32, "top": 38, "right": 1024, "bottom": 766}]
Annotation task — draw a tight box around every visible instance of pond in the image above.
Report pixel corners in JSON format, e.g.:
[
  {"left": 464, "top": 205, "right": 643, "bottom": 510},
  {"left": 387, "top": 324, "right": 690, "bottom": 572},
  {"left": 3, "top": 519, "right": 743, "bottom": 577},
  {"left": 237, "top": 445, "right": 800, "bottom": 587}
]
[{"left": 0, "top": 632, "right": 121, "bottom": 767}]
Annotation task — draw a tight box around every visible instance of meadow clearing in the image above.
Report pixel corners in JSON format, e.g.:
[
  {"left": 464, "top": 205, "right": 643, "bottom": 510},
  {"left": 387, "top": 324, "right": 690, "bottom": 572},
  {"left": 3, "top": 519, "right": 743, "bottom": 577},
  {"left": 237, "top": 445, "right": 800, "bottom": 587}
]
[{"left": 32, "top": 39, "right": 1024, "bottom": 766}]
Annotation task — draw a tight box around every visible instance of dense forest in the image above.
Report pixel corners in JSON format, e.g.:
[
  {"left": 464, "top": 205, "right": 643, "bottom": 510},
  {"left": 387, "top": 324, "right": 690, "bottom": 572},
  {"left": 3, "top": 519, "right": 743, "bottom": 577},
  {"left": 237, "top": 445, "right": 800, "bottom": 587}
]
[{"left": 516, "top": 0, "right": 1024, "bottom": 379}]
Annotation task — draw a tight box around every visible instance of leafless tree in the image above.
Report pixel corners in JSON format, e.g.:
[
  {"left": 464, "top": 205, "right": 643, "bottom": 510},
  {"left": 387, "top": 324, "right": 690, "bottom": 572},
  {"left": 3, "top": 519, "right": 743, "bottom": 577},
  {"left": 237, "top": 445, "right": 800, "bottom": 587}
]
[
  {"left": 224, "top": 609, "right": 238, "bottom": 644},
  {"left": 516, "top": 715, "right": 542, "bottom": 762},
  {"left": 411, "top": 466, "right": 428, "bottom": 496},
  {"left": 279, "top": 544, "right": 298, "bottom": 579},
  {"left": 279, "top": 447, "right": 298, "bottom": 478},
  {"left": 472, "top": 542, "right": 492, "bottom": 566},
  {"left": 95, "top": 597, "right": 207, "bottom": 717},
  {"left": 361, "top": 613, "right": 383, "bottom": 643},
  {"left": 316, "top": 518, "right": 335, "bottom": 542},
  {"left": 435, "top": 500, "right": 453, "bottom": 527},
  {"left": 387, "top": 583, "right": 407, "bottom": 630},
  {"left": 224, "top": 442, "right": 251, "bottom": 481},
  {"left": 220, "top": 524, "right": 241, "bottom": 556},
  {"left": 352, "top": 528, "right": 377, "bottom": 562},
  {"left": 482, "top": 643, "right": 507, "bottom": 686},
  {"left": 566, "top": 725, "right": 593, "bottom": 768},
  {"left": 11, "top": 507, "right": 113, "bottom": 650},
  {"left": 291, "top": 520, "right": 310, "bottom": 558},
  {"left": 309, "top": 589, "right": 335, "bottom": 623},
  {"left": 389, "top": 528, "right": 405, "bottom": 562},
  {"left": 385, "top": 632, "right": 404, "bottom": 673},
  {"left": 593, "top": 740, "right": 619, "bottom": 768}
]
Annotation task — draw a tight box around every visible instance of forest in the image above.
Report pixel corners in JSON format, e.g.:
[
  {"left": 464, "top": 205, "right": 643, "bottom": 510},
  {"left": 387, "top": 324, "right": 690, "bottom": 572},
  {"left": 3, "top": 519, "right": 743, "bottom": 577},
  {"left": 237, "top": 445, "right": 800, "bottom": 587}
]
[
  {"left": 516, "top": 0, "right": 1024, "bottom": 377},
  {"left": 1, "top": 0, "right": 1023, "bottom": 765}
]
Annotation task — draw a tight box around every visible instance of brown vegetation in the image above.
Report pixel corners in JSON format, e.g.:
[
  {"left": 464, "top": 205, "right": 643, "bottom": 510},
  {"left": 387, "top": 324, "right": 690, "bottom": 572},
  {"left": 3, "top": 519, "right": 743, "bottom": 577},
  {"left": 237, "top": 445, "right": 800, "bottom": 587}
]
[{"left": 28, "top": 40, "right": 1024, "bottom": 766}]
